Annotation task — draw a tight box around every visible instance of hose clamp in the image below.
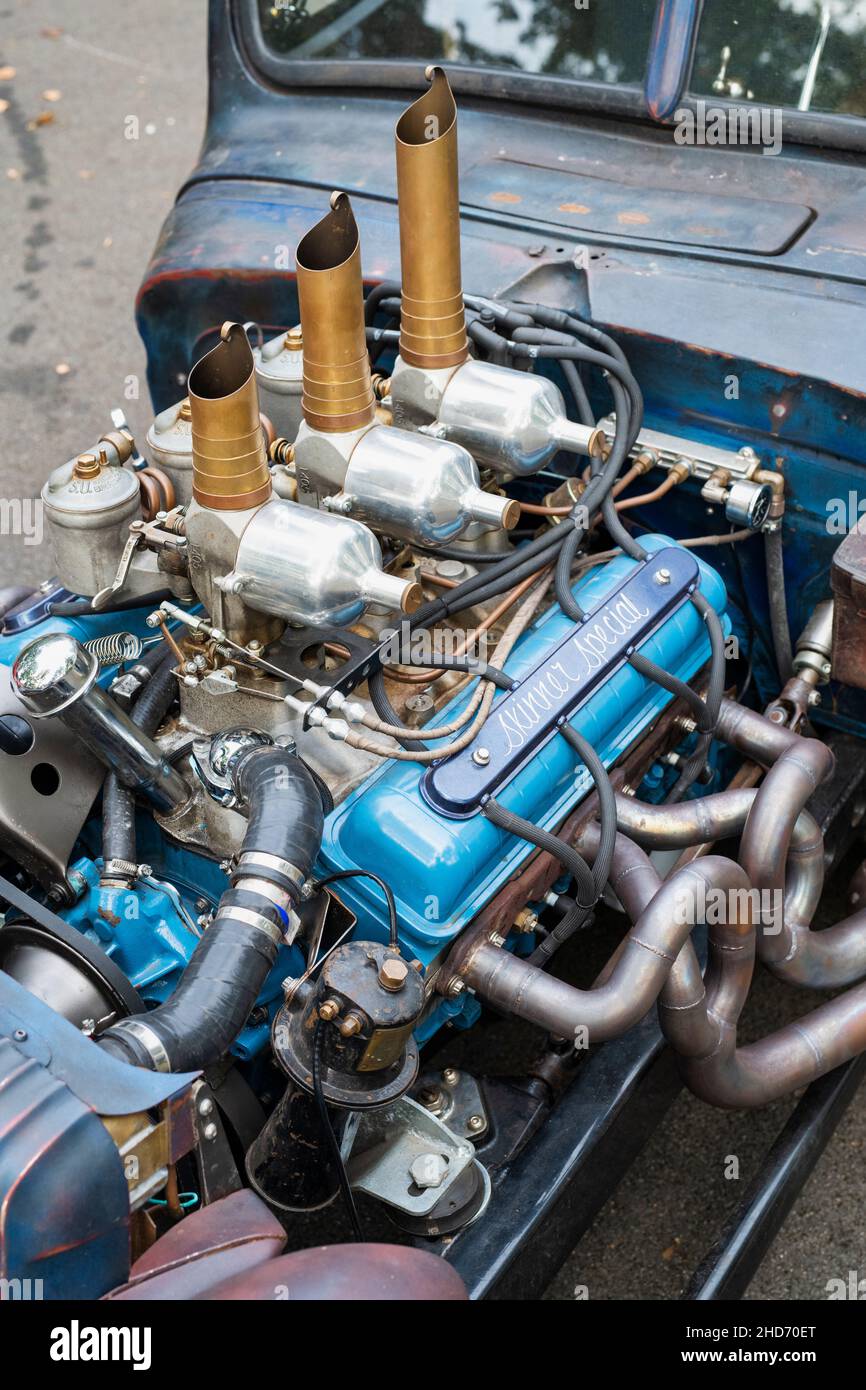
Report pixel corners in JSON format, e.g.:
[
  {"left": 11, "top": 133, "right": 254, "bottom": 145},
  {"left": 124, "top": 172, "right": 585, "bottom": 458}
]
[
  {"left": 113, "top": 1018, "right": 172, "bottom": 1073},
  {"left": 216, "top": 904, "right": 285, "bottom": 945},
  {"left": 232, "top": 876, "right": 303, "bottom": 944},
  {"left": 101, "top": 857, "right": 140, "bottom": 883},
  {"left": 237, "top": 851, "right": 305, "bottom": 889}
]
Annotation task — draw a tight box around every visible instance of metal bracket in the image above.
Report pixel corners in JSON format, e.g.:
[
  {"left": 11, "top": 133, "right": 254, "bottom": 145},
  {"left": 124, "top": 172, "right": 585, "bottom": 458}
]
[{"left": 346, "top": 1095, "right": 476, "bottom": 1218}]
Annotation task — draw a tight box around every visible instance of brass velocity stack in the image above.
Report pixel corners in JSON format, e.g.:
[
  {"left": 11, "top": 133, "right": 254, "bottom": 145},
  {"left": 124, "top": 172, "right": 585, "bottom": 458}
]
[
  {"left": 296, "top": 191, "right": 376, "bottom": 433},
  {"left": 395, "top": 66, "right": 468, "bottom": 371},
  {"left": 188, "top": 322, "right": 272, "bottom": 510}
]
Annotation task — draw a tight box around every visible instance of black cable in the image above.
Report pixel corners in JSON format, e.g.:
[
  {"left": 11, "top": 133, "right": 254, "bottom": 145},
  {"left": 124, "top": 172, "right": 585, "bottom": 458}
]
[
  {"left": 368, "top": 669, "right": 426, "bottom": 754},
  {"left": 312, "top": 868, "right": 399, "bottom": 948},
  {"left": 365, "top": 326, "right": 400, "bottom": 348},
  {"left": 385, "top": 653, "right": 513, "bottom": 690},
  {"left": 557, "top": 723, "right": 616, "bottom": 895},
  {"left": 561, "top": 357, "right": 594, "bottom": 429},
  {"left": 554, "top": 379, "right": 639, "bottom": 622},
  {"left": 601, "top": 486, "right": 647, "bottom": 561},
  {"left": 313, "top": 1020, "right": 363, "bottom": 1242},
  {"left": 48, "top": 587, "right": 177, "bottom": 618},
  {"left": 515, "top": 303, "right": 631, "bottom": 369},
  {"left": 507, "top": 336, "right": 643, "bottom": 444},
  {"left": 412, "top": 543, "right": 506, "bottom": 564},
  {"left": 364, "top": 280, "right": 402, "bottom": 324},
  {"left": 526, "top": 722, "right": 617, "bottom": 966},
  {"left": 667, "top": 593, "right": 727, "bottom": 803},
  {"left": 628, "top": 652, "right": 714, "bottom": 731},
  {"left": 483, "top": 797, "right": 596, "bottom": 909},
  {"left": 529, "top": 899, "right": 594, "bottom": 965}
]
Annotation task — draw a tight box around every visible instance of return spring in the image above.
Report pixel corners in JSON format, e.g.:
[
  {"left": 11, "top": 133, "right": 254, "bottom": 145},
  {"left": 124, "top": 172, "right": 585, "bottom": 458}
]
[{"left": 84, "top": 631, "right": 147, "bottom": 666}]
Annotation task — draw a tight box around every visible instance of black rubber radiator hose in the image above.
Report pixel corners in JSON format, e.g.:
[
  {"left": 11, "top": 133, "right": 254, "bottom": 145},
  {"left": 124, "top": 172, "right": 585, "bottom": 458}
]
[{"left": 99, "top": 745, "right": 326, "bottom": 1073}]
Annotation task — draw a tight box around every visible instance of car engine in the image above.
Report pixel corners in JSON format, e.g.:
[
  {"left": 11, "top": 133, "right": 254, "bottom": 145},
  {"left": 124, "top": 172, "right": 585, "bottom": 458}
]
[{"left": 2, "top": 66, "right": 865, "bottom": 1301}]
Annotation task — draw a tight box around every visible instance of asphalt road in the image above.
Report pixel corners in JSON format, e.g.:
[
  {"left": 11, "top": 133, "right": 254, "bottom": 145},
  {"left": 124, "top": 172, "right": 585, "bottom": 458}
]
[
  {"left": 0, "top": 0, "right": 207, "bottom": 590},
  {"left": 1, "top": 0, "right": 864, "bottom": 1303}
]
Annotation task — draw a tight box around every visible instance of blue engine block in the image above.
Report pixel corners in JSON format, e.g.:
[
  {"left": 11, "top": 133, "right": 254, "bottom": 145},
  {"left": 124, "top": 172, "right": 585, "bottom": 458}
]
[{"left": 2, "top": 534, "right": 728, "bottom": 1054}]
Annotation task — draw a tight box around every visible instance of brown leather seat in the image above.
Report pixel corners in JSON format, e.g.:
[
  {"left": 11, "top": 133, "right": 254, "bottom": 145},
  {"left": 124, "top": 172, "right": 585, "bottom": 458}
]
[
  {"left": 196, "top": 1242, "right": 468, "bottom": 1301},
  {"left": 106, "top": 1191, "right": 467, "bottom": 1301},
  {"left": 105, "top": 1189, "right": 286, "bottom": 1300}
]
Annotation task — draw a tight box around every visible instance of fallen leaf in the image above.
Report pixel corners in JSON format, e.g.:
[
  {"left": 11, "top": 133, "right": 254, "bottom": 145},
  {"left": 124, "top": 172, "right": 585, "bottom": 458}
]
[
  {"left": 54, "top": 363, "right": 71, "bottom": 376},
  {"left": 102, "top": 236, "right": 113, "bottom": 248},
  {"left": 0, "top": 99, "right": 8, "bottom": 114},
  {"left": 0, "top": 65, "right": 16, "bottom": 81},
  {"left": 41, "top": 88, "right": 62, "bottom": 102},
  {"left": 6, "top": 167, "right": 20, "bottom": 179},
  {"left": 78, "top": 169, "right": 94, "bottom": 180},
  {"left": 26, "top": 111, "right": 55, "bottom": 129},
  {"left": 41, "top": 27, "right": 63, "bottom": 39}
]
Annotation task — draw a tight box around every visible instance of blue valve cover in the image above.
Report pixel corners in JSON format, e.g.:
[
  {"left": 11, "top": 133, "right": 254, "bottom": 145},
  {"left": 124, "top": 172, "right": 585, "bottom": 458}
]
[{"left": 318, "top": 535, "right": 729, "bottom": 965}]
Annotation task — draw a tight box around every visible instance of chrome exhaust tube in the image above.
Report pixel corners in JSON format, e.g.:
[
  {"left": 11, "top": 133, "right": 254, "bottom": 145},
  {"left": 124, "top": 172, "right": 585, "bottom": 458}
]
[
  {"left": 659, "top": 875, "right": 866, "bottom": 1110},
  {"left": 462, "top": 845, "right": 738, "bottom": 1047},
  {"left": 12, "top": 631, "right": 189, "bottom": 814}
]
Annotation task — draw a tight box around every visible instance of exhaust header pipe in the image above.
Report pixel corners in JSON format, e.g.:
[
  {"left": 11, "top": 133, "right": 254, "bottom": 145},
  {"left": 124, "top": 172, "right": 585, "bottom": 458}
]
[
  {"left": 296, "top": 191, "right": 376, "bottom": 434},
  {"left": 395, "top": 66, "right": 468, "bottom": 371},
  {"left": 188, "top": 322, "right": 272, "bottom": 511}
]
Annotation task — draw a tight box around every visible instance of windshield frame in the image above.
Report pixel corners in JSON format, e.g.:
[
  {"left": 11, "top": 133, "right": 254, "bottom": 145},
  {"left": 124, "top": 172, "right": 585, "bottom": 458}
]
[
  {"left": 236, "top": 0, "right": 650, "bottom": 118},
  {"left": 235, "top": 0, "right": 866, "bottom": 153}
]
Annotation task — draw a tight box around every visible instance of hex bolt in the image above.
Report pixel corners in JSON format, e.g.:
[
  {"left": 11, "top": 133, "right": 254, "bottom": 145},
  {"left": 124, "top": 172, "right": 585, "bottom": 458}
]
[
  {"left": 202, "top": 1122, "right": 218, "bottom": 1141},
  {"left": 442, "top": 1068, "right": 460, "bottom": 1086},
  {"left": 409, "top": 1152, "right": 449, "bottom": 1189},
  {"left": 472, "top": 747, "right": 491, "bottom": 767},
  {"left": 318, "top": 998, "right": 341, "bottom": 1022},
  {"left": 338, "top": 1013, "right": 363, "bottom": 1038},
  {"left": 468, "top": 1114, "right": 485, "bottom": 1133},
  {"left": 418, "top": 1084, "right": 443, "bottom": 1110},
  {"left": 198, "top": 1097, "right": 214, "bottom": 1117},
  {"left": 379, "top": 957, "right": 409, "bottom": 992},
  {"left": 446, "top": 978, "right": 466, "bottom": 998},
  {"left": 654, "top": 568, "right": 672, "bottom": 586},
  {"left": 514, "top": 907, "right": 539, "bottom": 933}
]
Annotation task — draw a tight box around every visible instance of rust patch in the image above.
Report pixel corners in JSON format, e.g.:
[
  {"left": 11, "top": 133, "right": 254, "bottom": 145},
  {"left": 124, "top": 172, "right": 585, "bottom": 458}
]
[
  {"left": 617, "top": 211, "right": 650, "bottom": 225},
  {"left": 489, "top": 191, "right": 522, "bottom": 204},
  {"left": 559, "top": 201, "right": 591, "bottom": 215},
  {"left": 98, "top": 906, "right": 121, "bottom": 928}
]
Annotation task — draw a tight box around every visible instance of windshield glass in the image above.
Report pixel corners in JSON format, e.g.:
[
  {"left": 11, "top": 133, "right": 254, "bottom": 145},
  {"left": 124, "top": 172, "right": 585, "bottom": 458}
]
[
  {"left": 258, "top": 0, "right": 657, "bottom": 83},
  {"left": 692, "top": 0, "right": 866, "bottom": 116}
]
